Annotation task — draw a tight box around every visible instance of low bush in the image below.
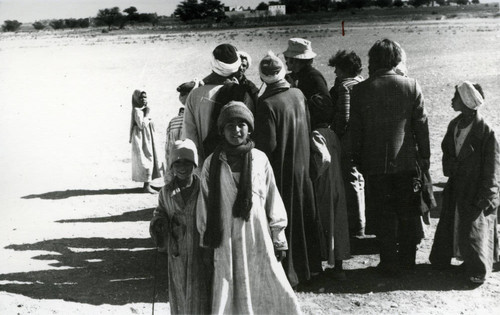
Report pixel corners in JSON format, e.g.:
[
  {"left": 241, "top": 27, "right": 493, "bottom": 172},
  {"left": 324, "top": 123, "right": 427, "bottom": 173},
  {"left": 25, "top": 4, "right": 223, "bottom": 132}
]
[{"left": 32, "top": 21, "right": 46, "bottom": 30}]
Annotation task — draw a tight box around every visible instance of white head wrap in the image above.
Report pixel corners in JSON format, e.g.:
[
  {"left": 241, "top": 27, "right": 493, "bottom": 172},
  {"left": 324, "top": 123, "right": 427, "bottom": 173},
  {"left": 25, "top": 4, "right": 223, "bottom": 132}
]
[
  {"left": 239, "top": 51, "right": 252, "bottom": 69},
  {"left": 211, "top": 55, "right": 241, "bottom": 77},
  {"left": 457, "top": 81, "right": 484, "bottom": 110},
  {"left": 259, "top": 51, "right": 287, "bottom": 85}
]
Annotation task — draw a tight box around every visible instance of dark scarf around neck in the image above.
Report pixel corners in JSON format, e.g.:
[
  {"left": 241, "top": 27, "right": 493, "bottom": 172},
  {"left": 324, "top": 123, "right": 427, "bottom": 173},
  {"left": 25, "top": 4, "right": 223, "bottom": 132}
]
[{"left": 203, "top": 139, "right": 254, "bottom": 248}]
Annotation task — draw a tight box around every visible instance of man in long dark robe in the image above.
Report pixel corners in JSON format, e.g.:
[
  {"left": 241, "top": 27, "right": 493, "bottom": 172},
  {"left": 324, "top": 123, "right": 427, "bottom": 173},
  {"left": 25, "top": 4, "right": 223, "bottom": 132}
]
[{"left": 253, "top": 51, "right": 323, "bottom": 287}]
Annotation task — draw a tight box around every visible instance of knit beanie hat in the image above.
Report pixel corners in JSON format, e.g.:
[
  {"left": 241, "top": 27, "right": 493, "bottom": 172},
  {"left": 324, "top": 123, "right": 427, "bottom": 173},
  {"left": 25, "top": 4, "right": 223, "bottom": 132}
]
[
  {"left": 211, "top": 44, "right": 241, "bottom": 77},
  {"left": 217, "top": 101, "right": 254, "bottom": 133},
  {"left": 170, "top": 139, "right": 198, "bottom": 168},
  {"left": 259, "top": 51, "right": 287, "bottom": 84}
]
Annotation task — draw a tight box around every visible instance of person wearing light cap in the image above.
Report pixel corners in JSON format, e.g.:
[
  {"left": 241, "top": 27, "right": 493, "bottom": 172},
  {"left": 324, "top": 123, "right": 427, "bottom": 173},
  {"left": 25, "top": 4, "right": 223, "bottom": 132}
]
[
  {"left": 283, "top": 38, "right": 334, "bottom": 128},
  {"left": 430, "top": 81, "right": 499, "bottom": 285},
  {"left": 182, "top": 43, "right": 254, "bottom": 165},
  {"left": 150, "top": 138, "right": 211, "bottom": 314},
  {"left": 197, "top": 101, "right": 301, "bottom": 314},
  {"left": 254, "top": 51, "right": 323, "bottom": 287}
]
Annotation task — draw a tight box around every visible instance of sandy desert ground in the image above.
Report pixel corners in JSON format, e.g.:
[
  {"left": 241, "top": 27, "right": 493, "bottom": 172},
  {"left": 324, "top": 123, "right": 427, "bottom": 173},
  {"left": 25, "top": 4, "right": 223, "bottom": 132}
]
[{"left": 0, "top": 17, "right": 499, "bottom": 314}]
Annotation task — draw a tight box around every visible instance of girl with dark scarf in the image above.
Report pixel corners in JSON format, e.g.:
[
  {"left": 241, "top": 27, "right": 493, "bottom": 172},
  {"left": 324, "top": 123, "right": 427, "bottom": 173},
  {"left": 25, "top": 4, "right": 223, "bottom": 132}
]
[
  {"left": 197, "top": 101, "right": 300, "bottom": 314},
  {"left": 129, "top": 90, "right": 164, "bottom": 193}
]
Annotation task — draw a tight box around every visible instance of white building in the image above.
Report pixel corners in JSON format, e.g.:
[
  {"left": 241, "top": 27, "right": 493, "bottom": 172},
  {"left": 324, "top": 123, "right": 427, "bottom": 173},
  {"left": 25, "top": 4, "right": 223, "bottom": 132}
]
[{"left": 268, "top": 4, "right": 286, "bottom": 16}]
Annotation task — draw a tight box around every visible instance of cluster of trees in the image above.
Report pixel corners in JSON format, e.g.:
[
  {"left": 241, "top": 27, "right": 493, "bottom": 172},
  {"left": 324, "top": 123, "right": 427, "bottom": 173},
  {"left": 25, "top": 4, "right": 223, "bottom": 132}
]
[
  {"left": 174, "top": 0, "right": 226, "bottom": 22},
  {"left": 1, "top": 20, "right": 22, "bottom": 32},
  {"left": 0, "top": 6, "right": 159, "bottom": 32},
  {"left": 32, "top": 18, "right": 90, "bottom": 30},
  {"left": 95, "top": 6, "right": 159, "bottom": 30}
]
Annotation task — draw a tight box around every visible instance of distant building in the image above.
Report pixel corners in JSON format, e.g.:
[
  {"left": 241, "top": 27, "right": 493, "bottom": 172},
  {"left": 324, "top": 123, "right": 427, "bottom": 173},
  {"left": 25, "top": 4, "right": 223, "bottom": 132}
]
[
  {"left": 225, "top": 4, "right": 287, "bottom": 19},
  {"left": 268, "top": 4, "right": 286, "bottom": 15}
]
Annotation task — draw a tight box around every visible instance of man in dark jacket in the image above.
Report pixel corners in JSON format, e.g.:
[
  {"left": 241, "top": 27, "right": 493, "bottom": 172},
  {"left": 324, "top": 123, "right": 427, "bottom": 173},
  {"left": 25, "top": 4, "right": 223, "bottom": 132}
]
[{"left": 350, "top": 39, "right": 430, "bottom": 276}]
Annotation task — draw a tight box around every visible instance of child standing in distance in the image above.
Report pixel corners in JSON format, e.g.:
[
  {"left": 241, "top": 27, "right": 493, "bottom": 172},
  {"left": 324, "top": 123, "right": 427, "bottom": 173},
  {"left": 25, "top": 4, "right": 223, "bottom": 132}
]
[
  {"left": 129, "top": 90, "right": 164, "bottom": 193},
  {"left": 197, "top": 101, "right": 301, "bottom": 314},
  {"left": 165, "top": 80, "right": 201, "bottom": 183},
  {"left": 430, "top": 82, "right": 499, "bottom": 284},
  {"left": 150, "top": 139, "right": 210, "bottom": 314}
]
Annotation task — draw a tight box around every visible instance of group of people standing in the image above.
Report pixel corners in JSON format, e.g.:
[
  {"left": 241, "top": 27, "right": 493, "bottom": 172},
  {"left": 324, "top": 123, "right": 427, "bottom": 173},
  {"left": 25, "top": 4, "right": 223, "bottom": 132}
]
[{"left": 129, "top": 37, "right": 499, "bottom": 314}]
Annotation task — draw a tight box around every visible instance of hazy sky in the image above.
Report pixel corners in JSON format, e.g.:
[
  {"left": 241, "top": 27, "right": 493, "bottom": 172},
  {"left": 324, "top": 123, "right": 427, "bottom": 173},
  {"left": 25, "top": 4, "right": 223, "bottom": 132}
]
[{"left": 0, "top": 0, "right": 264, "bottom": 23}]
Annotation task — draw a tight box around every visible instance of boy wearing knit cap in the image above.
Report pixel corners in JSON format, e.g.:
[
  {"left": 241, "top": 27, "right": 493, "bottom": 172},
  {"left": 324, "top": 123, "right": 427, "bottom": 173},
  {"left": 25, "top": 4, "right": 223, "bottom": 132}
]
[
  {"left": 197, "top": 101, "right": 301, "bottom": 314},
  {"left": 430, "top": 82, "right": 499, "bottom": 285},
  {"left": 150, "top": 139, "right": 211, "bottom": 314},
  {"left": 182, "top": 43, "right": 254, "bottom": 165}
]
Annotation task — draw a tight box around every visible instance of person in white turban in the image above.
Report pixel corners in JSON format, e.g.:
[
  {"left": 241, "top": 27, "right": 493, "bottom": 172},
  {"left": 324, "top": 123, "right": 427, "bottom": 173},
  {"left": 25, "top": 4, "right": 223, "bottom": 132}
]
[
  {"left": 430, "top": 82, "right": 500, "bottom": 285},
  {"left": 254, "top": 51, "right": 324, "bottom": 287},
  {"left": 181, "top": 43, "right": 254, "bottom": 165}
]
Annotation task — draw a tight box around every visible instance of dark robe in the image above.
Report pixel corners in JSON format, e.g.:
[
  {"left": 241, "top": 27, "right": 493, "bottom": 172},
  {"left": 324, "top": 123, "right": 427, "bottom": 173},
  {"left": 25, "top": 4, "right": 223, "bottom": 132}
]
[
  {"left": 254, "top": 80, "right": 323, "bottom": 287},
  {"left": 430, "top": 113, "right": 500, "bottom": 279}
]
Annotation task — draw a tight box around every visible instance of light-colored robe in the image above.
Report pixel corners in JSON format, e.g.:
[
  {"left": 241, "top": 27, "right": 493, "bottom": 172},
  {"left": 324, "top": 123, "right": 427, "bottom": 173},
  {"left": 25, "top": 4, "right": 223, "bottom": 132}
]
[
  {"left": 150, "top": 176, "right": 210, "bottom": 314},
  {"left": 131, "top": 107, "right": 163, "bottom": 182},
  {"left": 310, "top": 128, "right": 351, "bottom": 265},
  {"left": 197, "top": 149, "right": 301, "bottom": 315},
  {"left": 182, "top": 83, "right": 254, "bottom": 166}
]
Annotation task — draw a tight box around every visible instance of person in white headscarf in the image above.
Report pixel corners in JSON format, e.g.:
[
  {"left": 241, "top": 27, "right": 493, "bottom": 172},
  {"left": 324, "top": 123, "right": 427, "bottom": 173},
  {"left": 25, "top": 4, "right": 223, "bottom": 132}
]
[
  {"left": 182, "top": 43, "right": 254, "bottom": 166},
  {"left": 430, "top": 81, "right": 499, "bottom": 285},
  {"left": 129, "top": 90, "right": 164, "bottom": 193},
  {"left": 254, "top": 51, "right": 323, "bottom": 287}
]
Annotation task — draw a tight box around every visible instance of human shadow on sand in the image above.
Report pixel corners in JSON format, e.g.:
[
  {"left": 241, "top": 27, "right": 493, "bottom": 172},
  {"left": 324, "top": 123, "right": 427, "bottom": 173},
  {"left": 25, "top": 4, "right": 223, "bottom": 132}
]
[
  {"left": 297, "top": 263, "right": 488, "bottom": 294},
  {"left": 22, "top": 188, "right": 145, "bottom": 200},
  {"left": 1, "top": 237, "right": 169, "bottom": 305},
  {"left": 56, "top": 208, "right": 154, "bottom": 223}
]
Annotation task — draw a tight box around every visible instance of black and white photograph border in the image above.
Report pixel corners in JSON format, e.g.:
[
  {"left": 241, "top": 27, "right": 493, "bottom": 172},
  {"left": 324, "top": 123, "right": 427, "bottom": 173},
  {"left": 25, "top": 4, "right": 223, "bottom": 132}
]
[{"left": 0, "top": 0, "right": 499, "bottom": 314}]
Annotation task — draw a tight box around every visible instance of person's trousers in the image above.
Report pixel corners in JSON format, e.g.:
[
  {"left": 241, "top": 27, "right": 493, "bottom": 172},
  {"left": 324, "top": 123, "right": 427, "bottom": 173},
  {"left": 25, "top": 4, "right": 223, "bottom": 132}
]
[{"left": 365, "top": 171, "right": 421, "bottom": 269}]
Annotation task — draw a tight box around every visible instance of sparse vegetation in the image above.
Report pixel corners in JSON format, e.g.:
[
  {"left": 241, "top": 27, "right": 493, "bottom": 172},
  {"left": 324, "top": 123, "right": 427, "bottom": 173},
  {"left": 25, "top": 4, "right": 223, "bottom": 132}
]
[
  {"left": 32, "top": 21, "right": 46, "bottom": 30},
  {"left": 95, "top": 7, "right": 123, "bottom": 30},
  {"left": 174, "top": 0, "right": 225, "bottom": 22},
  {"left": 2, "top": 20, "right": 21, "bottom": 32}
]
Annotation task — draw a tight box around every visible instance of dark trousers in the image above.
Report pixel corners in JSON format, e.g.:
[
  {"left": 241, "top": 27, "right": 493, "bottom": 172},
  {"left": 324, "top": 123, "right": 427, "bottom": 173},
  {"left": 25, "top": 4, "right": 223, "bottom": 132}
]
[{"left": 366, "top": 171, "right": 421, "bottom": 269}]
